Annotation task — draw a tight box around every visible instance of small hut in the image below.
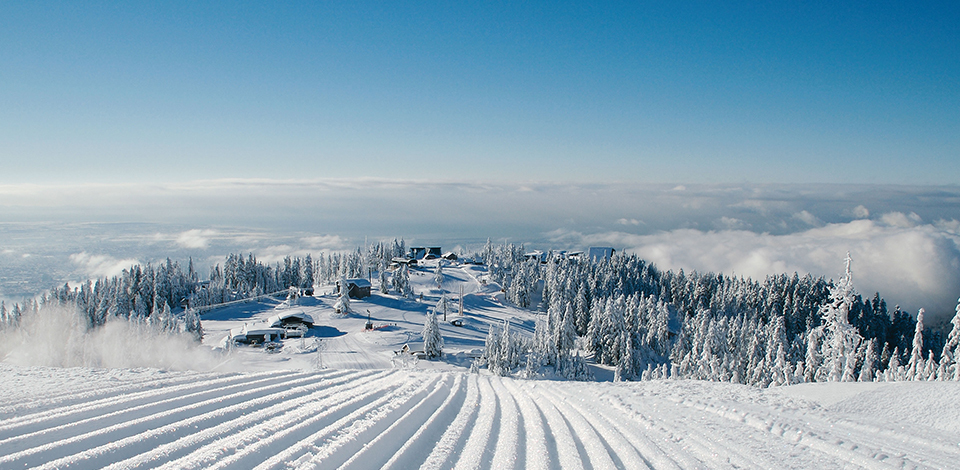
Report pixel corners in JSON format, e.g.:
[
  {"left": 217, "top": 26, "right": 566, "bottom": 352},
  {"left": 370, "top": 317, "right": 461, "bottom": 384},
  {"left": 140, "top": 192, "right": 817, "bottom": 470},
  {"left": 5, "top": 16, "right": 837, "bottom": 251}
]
[{"left": 336, "top": 279, "right": 372, "bottom": 299}]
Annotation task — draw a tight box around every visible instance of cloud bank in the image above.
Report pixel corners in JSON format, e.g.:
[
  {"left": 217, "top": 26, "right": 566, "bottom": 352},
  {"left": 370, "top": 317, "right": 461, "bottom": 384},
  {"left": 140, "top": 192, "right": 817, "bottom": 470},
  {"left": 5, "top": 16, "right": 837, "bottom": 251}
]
[
  {"left": 560, "top": 215, "right": 960, "bottom": 322},
  {"left": 69, "top": 252, "right": 139, "bottom": 278},
  {"left": 2, "top": 179, "right": 959, "bottom": 321}
]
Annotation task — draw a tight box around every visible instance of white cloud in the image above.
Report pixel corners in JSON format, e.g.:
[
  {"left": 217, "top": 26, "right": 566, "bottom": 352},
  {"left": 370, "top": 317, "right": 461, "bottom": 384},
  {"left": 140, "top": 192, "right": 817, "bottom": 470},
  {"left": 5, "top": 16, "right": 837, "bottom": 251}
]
[
  {"left": 255, "top": 245, "right": 298, "bottom": 264},
  {"left": 69, "top": 252, "right": 139, "bottom": 278},
  {"left": 717, "top": 217, "right": 748, "bottom": 230},
  {"left": 176, "top": 229, "right": 218, "bottom": 249},
  {"left": 793, "top": 210, "right": 823, "bottom": 227},
  {"left": 574, "top": 219, "right": 960, "bottom": 322},
  {"left": 852, "top": 205, "right": 870, "bottom": 219},
  {"left": 617, "top": 218, "right": 642, "bottom": 226},
  {"left": 879, "top": 212, "right": 923, "bottom": 228},
  {"left": 301, "top": 235, "right": 348, "bottom": 251}
]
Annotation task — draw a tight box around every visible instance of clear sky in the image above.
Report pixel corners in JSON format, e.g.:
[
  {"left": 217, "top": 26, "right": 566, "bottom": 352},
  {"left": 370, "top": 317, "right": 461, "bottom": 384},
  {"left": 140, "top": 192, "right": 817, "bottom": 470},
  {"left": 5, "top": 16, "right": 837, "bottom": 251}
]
[{"left": 2, "top": 1, "right": 958, "bottom": 184}]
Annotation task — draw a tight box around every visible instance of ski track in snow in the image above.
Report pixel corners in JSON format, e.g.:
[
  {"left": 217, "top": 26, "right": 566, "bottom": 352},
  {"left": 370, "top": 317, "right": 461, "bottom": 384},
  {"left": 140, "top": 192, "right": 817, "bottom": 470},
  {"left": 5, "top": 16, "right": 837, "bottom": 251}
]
[{"left": 2, "top": 369, "right": 958, "bottom": 470}]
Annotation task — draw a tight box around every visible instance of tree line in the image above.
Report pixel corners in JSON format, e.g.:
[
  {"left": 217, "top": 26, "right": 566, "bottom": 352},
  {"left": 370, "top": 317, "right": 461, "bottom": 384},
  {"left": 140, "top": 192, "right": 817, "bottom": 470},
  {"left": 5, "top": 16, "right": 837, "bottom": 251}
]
[{"left": 477, "top": 241, "right": 960, "bottom": 384}]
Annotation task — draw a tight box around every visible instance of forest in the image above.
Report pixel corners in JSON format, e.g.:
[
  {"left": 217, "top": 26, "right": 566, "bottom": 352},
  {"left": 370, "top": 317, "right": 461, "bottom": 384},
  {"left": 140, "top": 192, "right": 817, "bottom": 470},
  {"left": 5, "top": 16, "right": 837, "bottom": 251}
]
[{"left": 1, "top": 238, "right": 958, "bottom": 385}]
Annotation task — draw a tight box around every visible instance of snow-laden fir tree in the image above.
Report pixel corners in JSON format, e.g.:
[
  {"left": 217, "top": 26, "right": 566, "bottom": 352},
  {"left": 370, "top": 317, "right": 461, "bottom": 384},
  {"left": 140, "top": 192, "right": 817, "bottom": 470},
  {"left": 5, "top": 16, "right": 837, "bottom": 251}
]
[
  {"left": 555, "top": 304, "right": 577, "bottom": 358},
  {"left": 858, "top": 338, "right": 877, "bottom": 382},
  {"left": 884, "top": 347, "right": 903, "bottom": 381},
  {"left": 437, "top": 293, "right": 449, "bottom": 320},
  {"left": 378, "top": 259, "right": 389, "bottom": 294},
  {"left": 184, "top": 307, "right": 203, "bottom": 342},
  {"left": 302, "top": 254, "right": 314, "bottom": 289},
  {"left": 816, "top": 254, "right": 864, "bottom": 382},
  {"left": 422, "top": 309, "right": 443, "bottom": 359},
  {"left": 907, "top": 308, "right": 926, "bottom": 380},
  {"left": 483, "top": 323, "right": 504, "bottom": 375},
  {"left": 434, "top": 260, "right": 444, "bottom": 289},
  {"left": 614, "top": 332, "right": 637, "bottom": 381},
  {"left": 533, "top": 312, "right": 557, "bottom": 366},
  {"left": 392, "top": 264, "right": 412, "bottom": 298},
  {"left": 508, "top": 261, "right": 533, "bottom": 308},
  {"left": 334, "top": 278, "right": 352, "bottom": 314},
  {"left": 939, "top": 298, "right": 960, "bottom": 380}
]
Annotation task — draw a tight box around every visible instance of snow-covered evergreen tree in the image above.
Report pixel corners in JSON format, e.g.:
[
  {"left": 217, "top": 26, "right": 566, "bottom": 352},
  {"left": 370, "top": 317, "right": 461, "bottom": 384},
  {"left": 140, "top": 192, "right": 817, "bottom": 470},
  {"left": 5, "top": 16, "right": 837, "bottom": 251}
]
[
  {"left": 817, "top": 254, "right": 863, "bottom": 382},
  {"left": 422, "top": 309, "right": 443, "bottom": 359},
  {"left": 378, "top": 260, "right": 389, "bottom": 294},
  {"left": 886, "top": 347, "right": 903, "bottom": 381},
  {"left": 555, "top": 303, "right": 577, "bottom": 357},
  {"left": 508, "top": 261, "right": 533, "bottom": 308},
  {"left": 940, "top": 298, "right": 960, "bottom": 381},
  {"left": 392, "top": 264, "right": 412, "bottom": 298},
  {"left": 437, "top": 293, "right": 449, "bottom": 320},
  {"left": 908, "top": 308, "right": 926, "bottom": 380},
  {"left": 614, "top": 332, "right": 637, "bottom": 381},
  {"left": 434, "top": 261, "right": 444, "bottom": 289},
  {"left": 334, "top": 278, "right": 352, "bottom": 314},
  {"left": 858, "top": 338, "right": 877, "bottom": 382},
  {"left": 184, "top": 307, "right": 203, "bottom": 342},
  {"left": 302, "top": 254, "right": 315, "bottom": 289}
]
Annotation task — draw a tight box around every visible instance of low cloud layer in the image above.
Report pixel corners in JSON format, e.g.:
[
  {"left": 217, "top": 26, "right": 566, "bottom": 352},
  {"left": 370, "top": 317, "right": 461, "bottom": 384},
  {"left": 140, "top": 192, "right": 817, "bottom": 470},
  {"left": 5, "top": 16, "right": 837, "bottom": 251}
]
[
  {"left": 561, "top": 214, "right": 960, "bottom": 322},
  {"left": 176, "top": 229, "right": 218, "bottom": 249},
  {"left": 69, "top": 252, "right": 139, "bottom": 278},
  {"left": 3, "top": 179, "right": 960, "bottom": 322}
]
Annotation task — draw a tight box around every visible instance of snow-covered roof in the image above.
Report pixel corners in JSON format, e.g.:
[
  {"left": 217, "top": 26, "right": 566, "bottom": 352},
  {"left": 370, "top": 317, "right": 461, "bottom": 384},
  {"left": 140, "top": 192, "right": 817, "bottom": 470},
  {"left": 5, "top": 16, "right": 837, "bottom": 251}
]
[
  {"left": 230, "top": 325, "right": 286, "bottom": 338},
  {"left": 343, "top": 278, "right": 371, "bottom": 288},
  {"left": 241, "top": 327, "right": 285, "bottom": 336},
  {"left": 588, "top": 247, "right": 615, "bottom": 260},
  {"left": 266, "top": 311, "right": 315, "bottom": 328}
]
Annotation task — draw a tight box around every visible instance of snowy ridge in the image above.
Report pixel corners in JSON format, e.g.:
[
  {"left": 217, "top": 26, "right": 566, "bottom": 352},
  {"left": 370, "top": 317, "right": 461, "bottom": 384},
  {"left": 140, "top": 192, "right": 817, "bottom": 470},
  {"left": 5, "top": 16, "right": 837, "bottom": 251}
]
[{"left": 2, "top": 367, "right": 958, "bottom": 469}]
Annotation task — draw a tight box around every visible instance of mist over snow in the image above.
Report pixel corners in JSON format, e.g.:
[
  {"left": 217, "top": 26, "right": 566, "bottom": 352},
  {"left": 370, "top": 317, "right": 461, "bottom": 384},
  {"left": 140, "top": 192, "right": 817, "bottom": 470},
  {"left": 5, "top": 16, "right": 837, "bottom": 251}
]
[
  {"left": 0, "top": 305, "right": 224, "bottom": 371},
  {"left": 1, "top": 179, "right": 958, "bottom": 320}
]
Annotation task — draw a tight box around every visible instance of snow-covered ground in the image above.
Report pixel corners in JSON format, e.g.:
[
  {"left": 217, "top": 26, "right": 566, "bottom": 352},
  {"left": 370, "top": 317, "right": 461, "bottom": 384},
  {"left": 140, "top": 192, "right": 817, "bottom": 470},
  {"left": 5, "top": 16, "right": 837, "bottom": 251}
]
[
  {"left": 2, "top": 365, "right": 958, "bottom": 469},
  {"left": 2, "top": 260, "right": 959, "bottom": 468}
]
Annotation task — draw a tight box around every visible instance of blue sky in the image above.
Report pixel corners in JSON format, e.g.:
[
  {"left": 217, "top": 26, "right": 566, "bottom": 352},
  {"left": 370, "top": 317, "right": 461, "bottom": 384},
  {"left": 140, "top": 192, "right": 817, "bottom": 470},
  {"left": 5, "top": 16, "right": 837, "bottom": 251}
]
[
  {"left": 2, "top": 2, "right": 959, "bottom": 317},
  {"left": 2, "top": 1, "right": 958, "bottom": 184}
]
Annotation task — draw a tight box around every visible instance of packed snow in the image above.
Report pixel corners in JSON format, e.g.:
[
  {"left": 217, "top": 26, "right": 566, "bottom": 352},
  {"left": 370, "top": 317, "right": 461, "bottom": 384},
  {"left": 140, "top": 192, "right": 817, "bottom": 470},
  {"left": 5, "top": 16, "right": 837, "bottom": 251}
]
[{"left": 2, "top": 259, "right": 959, "bottom": 468}]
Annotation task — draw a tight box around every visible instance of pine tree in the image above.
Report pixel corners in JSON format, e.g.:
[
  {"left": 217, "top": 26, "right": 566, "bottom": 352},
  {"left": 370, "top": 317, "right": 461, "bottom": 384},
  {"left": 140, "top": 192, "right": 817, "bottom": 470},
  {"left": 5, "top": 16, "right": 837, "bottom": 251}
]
[
  {"left": 422, "top": 309, "right": 443, "bottom": 359},
  {"left": 614, "top": 332, "right": 637, "bottom": 381},
  {"left": 184, "top": 307, "right": 203, "bottom": 342},
  {"left": 858, "top": 338, "right": 877, "bottom": 382},
  {"left": 483, "top": 323, "right": 503, "bottom": 373},
  {"left": 437, "top": 293, "right": 449, "bottom": 321},
  {"left": 818, "top": 254, "right": 863, "bottom": 382},
  {"left": 908, "top": 308, "right": 926, "bottom": 380},
  {"left": 334, "top": 278, "right": 352, "bottom": 314},
  {"left": 887, "top": 347, "right": 903, "bottom": 381},
  {"left": 378, "top": 260, "right": 389, "bottom": 294},
  {"left": 434, "top": 261, "right": 444, "bottom": 290},
  {"left": 302, "top": 254, "right": 315, "bottom": 289},
  {"left": 555, "top": 303, "right": 577, "bottom": 357},
  {"left": 940, "top": 298, "right": 960, "bottom": 381},
  {"left": 805, "top": 315, "right": 823, "bottom": 382}
]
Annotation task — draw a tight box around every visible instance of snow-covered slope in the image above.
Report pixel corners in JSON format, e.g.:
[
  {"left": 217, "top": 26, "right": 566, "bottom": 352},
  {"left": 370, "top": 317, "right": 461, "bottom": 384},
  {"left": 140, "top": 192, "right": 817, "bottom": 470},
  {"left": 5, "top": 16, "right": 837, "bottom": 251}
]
[
  {"left": 1, "top": 365, "right": 958, "bottom": 469},
  {"left": 197, "top": 260, "right": 535, "bottom": 373},
  {"left": 3, "top": 260, "right": 960, "bottom": 469}
]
